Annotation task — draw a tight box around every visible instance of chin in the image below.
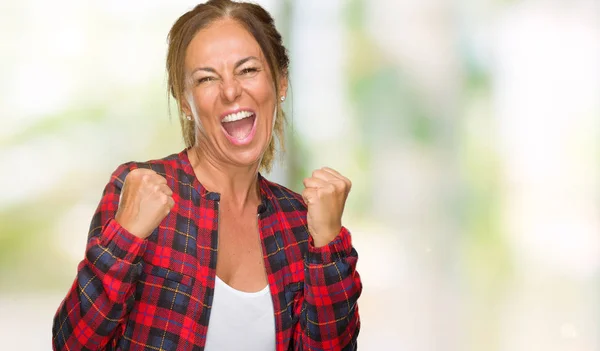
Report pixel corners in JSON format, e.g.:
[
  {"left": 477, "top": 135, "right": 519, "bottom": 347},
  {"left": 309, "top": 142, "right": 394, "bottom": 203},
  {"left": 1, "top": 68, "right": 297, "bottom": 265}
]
[
  {"left": 221, "top": 126, "right": 272, "bottom": 168},
  {"left": 226, "top": 144, "right": 267, "bottom": 169}
]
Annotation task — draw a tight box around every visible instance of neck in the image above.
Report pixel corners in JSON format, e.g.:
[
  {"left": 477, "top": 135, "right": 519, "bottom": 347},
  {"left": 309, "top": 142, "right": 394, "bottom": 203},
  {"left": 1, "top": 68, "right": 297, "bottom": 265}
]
[{"left": 187, "top": 146, "right": 261, "bottom": 211}]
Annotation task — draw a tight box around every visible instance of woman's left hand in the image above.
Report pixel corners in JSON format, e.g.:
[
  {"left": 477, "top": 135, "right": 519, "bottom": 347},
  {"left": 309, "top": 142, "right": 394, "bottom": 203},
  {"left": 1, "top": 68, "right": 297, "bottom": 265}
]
[{"left": 302, "top": 167, "right": 352, "bottom": 248}]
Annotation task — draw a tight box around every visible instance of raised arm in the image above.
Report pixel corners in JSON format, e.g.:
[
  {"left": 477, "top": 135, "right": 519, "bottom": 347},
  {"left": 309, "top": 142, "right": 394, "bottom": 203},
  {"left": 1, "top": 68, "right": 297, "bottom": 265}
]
[
  {"left": 294, "top": 227, "right": 362, "bottom": 350},
  {"left": 52, "top": 164, "right": 173, "bottom": 350},
  {"left": 293, "top": 167, "right": 362, "bottom": 350}
]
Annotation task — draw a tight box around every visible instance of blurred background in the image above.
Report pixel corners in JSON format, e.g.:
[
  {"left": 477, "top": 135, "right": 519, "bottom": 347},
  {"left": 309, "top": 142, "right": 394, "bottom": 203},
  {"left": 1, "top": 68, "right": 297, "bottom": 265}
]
[{"left": 1, "top": 0, "right": 599, "bottom": 350}]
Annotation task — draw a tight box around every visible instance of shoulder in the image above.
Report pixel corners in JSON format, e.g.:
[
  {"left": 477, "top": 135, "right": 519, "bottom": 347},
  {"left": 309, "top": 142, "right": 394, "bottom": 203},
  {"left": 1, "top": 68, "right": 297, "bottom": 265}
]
[
  {"left": 260, "top": 177, "right": 312, "bottom": 261},
  {"left": 109, "top": 150, "right": 189, "bottom": 184},
  {"left": 260, "top": 176, "right": 307, "bottom": 214}
]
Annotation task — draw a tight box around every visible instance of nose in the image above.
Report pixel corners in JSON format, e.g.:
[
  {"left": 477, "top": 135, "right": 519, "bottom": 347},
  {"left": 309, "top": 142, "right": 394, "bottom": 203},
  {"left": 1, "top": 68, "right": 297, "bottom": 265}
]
[{"left": 220, "top": 75, "right": 242, "bottom": 103}]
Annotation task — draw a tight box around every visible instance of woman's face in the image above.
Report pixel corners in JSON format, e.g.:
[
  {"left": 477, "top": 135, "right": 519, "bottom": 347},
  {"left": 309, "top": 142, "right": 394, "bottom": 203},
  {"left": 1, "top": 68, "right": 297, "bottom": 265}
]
[{"left": 182, "top": 18, "right": 286, "bottom": 169}]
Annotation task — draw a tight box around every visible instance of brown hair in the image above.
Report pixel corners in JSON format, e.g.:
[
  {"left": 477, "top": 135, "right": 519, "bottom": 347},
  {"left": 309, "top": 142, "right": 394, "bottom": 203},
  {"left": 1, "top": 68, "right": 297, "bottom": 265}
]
[{"left": 166, "top": 0, "right": 290, "bottom": 172}]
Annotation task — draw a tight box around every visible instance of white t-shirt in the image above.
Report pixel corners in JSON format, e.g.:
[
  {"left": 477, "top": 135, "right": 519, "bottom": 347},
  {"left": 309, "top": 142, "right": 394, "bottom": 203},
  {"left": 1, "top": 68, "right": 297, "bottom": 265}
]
[{"left": 204, "top": 276, "right": 276, "bottom": 351}]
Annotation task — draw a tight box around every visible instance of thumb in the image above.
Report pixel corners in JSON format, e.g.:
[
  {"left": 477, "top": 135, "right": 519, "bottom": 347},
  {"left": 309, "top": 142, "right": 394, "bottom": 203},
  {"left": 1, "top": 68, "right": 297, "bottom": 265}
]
[{"left": 302, "top": 187, "right": 317, "bottom": 206}]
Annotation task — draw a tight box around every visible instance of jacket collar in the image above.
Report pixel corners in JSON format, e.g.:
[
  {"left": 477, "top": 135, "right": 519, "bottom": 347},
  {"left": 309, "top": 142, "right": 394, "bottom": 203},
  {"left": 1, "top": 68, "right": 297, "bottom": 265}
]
[{"left": 178, "top": 148, "right": 274, "bottom": 216}]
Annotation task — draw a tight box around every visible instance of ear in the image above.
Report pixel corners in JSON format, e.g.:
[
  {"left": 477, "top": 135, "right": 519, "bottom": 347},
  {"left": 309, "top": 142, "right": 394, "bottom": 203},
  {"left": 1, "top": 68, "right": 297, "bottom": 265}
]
[
  {"left": 181, "top": 101, "right": 192, "bottom": 117},
  {"left": 278, "top": 72, "right": 288, "bottom": 100},
  {"left": 180, "top": 91, "right": 193, "bottom": 117}
]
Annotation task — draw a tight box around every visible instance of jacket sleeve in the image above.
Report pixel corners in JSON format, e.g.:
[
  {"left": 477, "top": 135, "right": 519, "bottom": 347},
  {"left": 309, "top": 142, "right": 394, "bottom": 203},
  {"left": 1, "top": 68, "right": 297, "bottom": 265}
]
[
  {"left": 52, "top": 163, "right": 147, "bottom": 351},
  {"left": 293, "top": 227, "right": 362, "bottom": 351}
]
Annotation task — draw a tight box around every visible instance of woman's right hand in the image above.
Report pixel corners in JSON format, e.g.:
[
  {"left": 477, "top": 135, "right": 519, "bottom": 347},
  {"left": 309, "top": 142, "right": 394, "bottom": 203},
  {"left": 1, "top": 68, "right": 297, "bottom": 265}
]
[{"left": 115, "top": 168, "right": 174, "bottom": 239}]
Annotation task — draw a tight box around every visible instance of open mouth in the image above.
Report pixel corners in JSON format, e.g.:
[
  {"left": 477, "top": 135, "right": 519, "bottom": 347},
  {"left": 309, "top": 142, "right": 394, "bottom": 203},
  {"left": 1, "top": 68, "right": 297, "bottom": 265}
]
[{"left": 220, "top": 110, "right": 257, "bottom": 143}]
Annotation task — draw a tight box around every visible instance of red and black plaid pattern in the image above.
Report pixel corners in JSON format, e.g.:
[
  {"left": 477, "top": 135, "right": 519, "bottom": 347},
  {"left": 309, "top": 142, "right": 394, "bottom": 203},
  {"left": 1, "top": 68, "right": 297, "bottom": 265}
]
[{"left": 52, "top": 149, "right": 361, "bottom": 351}]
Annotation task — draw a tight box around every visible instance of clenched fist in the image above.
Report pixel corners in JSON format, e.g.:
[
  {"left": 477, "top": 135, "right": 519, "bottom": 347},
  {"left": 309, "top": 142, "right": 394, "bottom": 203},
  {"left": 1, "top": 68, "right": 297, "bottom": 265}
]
[
  {"left": 115, "top": 168, "right": 175, "bottom": 239},
  {"left": 302, "top": 167, "right": 352, "bottom": 248}
]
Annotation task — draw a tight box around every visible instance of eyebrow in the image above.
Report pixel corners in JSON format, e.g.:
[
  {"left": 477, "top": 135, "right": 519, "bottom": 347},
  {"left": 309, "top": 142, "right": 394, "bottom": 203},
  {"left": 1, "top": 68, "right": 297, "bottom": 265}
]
[{"left": 191, "top": 56, "right": 260, "bottom": 75}]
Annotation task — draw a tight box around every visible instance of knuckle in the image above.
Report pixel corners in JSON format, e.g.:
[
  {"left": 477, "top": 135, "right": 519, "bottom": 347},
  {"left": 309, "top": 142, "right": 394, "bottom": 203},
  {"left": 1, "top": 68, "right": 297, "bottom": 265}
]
[
  {"left": 159, "top": 194, "right": 168, "bottom": 205},
  {"left": 125, "top": 171, "right": 137, "bottom": 182},
  {"left": 313, "top": 169, "right": 325, "bottom": 177},
  {"left": 132, "top": 168, "right": 153, "bottom": 177}
]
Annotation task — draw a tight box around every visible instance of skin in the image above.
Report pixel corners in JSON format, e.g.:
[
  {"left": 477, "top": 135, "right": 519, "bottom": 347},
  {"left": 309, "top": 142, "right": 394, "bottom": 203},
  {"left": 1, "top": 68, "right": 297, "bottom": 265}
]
[
  {"left": 182, "top": 18, "right": 282, "bottom": 177},
  {"left": 115, "top": 18, "right": 352, "bottom": 293}
]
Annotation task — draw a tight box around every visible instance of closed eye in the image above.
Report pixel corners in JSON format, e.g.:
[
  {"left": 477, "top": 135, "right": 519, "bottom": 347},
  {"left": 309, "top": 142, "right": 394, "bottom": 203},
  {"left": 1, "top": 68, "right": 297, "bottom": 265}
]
[
  {"left": 240, "top": 67, "right": 259, "bottom": 75},
  {"left": 197, "top": 76, "right": 216, "bottom": 84}
]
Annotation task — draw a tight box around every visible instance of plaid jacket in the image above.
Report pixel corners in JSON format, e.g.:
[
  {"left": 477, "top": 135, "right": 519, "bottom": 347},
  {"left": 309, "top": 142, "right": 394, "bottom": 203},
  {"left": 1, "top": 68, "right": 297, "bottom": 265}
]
[{"left": 52, "top": 150, "right": 361, "bottom": 351}]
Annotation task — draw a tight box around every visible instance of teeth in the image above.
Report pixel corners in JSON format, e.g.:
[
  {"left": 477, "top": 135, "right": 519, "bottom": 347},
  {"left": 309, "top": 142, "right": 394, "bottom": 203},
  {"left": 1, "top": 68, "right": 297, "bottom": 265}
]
[{"left": 222, "top": 111, "right": 253, "bottom": 123}]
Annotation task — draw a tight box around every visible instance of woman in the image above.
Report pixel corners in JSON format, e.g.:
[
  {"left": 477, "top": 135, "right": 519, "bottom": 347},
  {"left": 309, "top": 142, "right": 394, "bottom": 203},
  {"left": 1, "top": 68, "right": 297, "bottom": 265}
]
[{"left": 52, "top": 1, "right": 361, "bottom": 350}]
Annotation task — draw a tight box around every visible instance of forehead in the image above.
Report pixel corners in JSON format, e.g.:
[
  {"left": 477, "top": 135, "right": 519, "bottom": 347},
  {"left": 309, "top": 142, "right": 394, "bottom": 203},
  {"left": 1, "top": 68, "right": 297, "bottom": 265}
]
[{"left": 185, "top": 18, "right": 264, "bottom": 68}]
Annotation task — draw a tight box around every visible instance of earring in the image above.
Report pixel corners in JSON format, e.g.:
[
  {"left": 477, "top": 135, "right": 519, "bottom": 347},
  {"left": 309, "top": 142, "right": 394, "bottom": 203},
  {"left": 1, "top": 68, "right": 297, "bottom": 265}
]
[
  {"left": 186, "top": 115, "right": 192, "bottom": 121},
  {"left": 280, "top": 96, "right": 286, "bottom": 102}
]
